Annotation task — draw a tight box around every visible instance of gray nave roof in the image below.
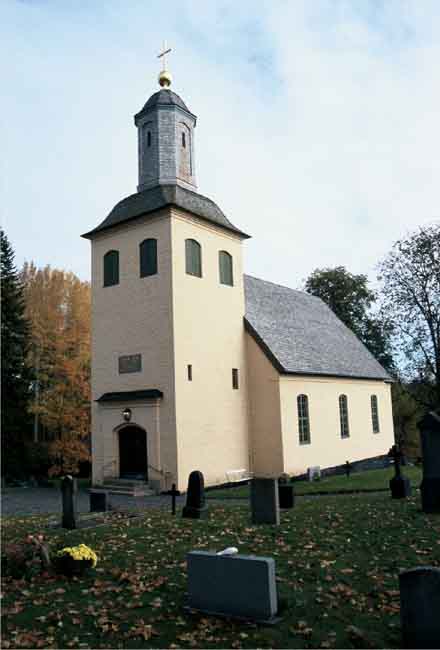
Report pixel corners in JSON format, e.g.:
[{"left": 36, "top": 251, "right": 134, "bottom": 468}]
[{"left": 244, "top": 274, "right": 391, "bottom": 381}]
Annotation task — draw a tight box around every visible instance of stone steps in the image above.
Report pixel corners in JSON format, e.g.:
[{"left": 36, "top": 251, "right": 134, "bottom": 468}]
[{"left": 99, "top": 479, "right": 155, "bottom": 497}]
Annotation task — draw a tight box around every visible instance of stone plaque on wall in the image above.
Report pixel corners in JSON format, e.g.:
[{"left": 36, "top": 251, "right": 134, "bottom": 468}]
[{"left": 119, "top": 354, "right": 142, "bottom": 374}]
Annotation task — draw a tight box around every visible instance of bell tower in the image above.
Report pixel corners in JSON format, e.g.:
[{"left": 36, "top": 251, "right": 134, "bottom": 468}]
[{"left": 134, "top": 44, "right": 197, "bottom": 193}]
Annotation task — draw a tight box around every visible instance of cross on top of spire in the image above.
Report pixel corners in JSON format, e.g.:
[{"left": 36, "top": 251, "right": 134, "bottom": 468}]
[{"left": 157, "top": 41, "right": 172, "bottom": 88}]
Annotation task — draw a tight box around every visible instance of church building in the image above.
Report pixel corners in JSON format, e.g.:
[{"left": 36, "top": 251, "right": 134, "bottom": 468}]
[{"left": 82, "top": 58, "right": 394, "bottom": 493}]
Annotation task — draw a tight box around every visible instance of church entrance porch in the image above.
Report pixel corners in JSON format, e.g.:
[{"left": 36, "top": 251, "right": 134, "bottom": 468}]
[{"left": 118, "top": 425, "right": 148, "bottom": 480}]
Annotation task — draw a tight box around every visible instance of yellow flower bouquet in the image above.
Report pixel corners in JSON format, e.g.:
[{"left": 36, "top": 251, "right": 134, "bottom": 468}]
[{"left": 55, "top": 544, "right": 98, "bottom": 576}]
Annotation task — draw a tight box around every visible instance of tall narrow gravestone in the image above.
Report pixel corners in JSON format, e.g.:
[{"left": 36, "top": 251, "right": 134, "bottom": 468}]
[
  {"left": 182, "top": 471, "right": 207, "bottom": 519},
  {"left": 389, "top": 444, "right": 411, "bottom": 499},
  {"left": 419, "top": 411, "right": 440, "bottom": 513},
  {"left": 251, "top": 478, "right": 280, "bottom": 525},
  {"left": 400, "top": 566, "right": 440, "bottom": 649},
  {"left": 61, "top": 475, "right": 77, "bottom": 529}
]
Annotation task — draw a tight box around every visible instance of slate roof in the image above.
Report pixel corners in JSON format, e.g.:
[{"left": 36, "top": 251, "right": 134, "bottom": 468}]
[
  {"left": 82, "top": 184, "right": 250, "bottom": 239},
  {"left": 134, "top": 89, "right": 194, "bottom": 123},
  {"left": 244, "top": 275, "right": 391, "bottom": 381}
]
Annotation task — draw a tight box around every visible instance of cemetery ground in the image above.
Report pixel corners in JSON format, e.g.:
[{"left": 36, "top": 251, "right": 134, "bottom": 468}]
[
  {"left": 207, "top": 465, "right": 423, "bottom": 499},
  {"left": 2, "top": 493, "right": 440, "bottom": 649}
]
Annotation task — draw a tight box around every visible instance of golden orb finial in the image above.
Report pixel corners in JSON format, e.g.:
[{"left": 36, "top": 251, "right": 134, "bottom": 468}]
[
  {"left": 158, "top": 69, "right": 172, "bottom": 88},
  {"left": 157, "top": 42, "right": 172, "bottom": 88}
]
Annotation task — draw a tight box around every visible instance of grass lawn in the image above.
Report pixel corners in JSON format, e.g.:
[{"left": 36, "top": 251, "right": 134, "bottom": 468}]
[
  {"left": 2, "top": 493, "right": 439, "bottom": 649},
  {"left": 206, "top": 466, "right": 423, "bottom": 500}
]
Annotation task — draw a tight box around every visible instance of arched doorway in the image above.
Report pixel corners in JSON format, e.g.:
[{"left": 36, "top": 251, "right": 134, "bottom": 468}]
[{"left": 118, "top": 425, "right": 148, "bottom": 480}]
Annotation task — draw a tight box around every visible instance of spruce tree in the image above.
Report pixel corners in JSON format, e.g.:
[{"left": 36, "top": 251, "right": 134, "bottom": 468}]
[{"left": 1, "top": 229, "right": 31, "bottom": 478}]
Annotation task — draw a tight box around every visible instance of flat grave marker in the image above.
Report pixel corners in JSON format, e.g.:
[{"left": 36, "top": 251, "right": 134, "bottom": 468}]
[{"left": 186, "top": 550, "right": 279, "bottom": 623}]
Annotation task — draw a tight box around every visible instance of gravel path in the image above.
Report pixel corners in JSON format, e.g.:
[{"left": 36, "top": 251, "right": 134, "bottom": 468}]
[{"left": 1, "top": 487, "right": 186, "bottom": 517}]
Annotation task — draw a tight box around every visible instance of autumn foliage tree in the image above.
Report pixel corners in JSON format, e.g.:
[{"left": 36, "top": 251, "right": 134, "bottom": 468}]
[{"left": 21, "top": 263, "right": 91, "bottom": 476}]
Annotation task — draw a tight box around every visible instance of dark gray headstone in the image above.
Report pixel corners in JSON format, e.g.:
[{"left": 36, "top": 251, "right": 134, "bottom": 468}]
[
  {"left": 251, "top": 478, "right": 280, "bottom": 525},
  {"left": 187, "top": 551, "right": 278, "bottom": 622},
  {"left": 389, "top": 444, "right": 411, "bottom": 498},
  {"left": 419, "top": 411, "right": 440, "bottom": 513},
  {"left": 182, "top": 471, "right": 207, "bottom": 519},
  {"left": 89, "top": 489, "right": 108, "bottom": 513},
  {"left": 390, "top": 476, "right": 412, "bottom": 499},
  {"left": 61, "top": 476, "right": 77, "bottom": 529},
  {"left": 278, "top": 484, "right": 294, "bottom": 509},
  {"left": 400, "top": 566, "right": 440, "bottom": 649}
]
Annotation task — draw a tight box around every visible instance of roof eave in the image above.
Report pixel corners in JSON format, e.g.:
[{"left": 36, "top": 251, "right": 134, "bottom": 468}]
[{"left": 82, "top": 202, "right": 251, "bottom": 240}]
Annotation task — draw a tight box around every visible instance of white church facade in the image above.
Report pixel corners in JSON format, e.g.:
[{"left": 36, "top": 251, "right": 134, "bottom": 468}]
[{"left": 83, "top": 66, "right": 394, "bottom": 493}]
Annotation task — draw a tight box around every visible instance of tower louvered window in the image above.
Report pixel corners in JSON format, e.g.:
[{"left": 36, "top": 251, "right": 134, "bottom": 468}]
[
  {"left": 219, "top": 251, "right": 233, "bottom": 286},
  {"left": 339, "top": 394, "right": 350, "bottom": 438},
  {"left": 371, "top": 395, "right": 380, "bottom": 433},
  {"left": 297, "top": 394, "right": 311, "bottom": 444},
  {"left": 103, "top": 250, "right": 119, "bottom": 287},
  {"left": 140, "top": 239, "right": 157, "bottom": 277},
  {"left": 185, "top": 239, "right": 202, "bottom": 277}
]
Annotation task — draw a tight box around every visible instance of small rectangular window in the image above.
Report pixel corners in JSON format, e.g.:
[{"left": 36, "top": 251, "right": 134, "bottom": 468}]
[
  {"left": 187, "top": 365, "right": 192, "bottom": 381},
  {"left": 232, "top": 368, "right": 239, "bottom": 389}
]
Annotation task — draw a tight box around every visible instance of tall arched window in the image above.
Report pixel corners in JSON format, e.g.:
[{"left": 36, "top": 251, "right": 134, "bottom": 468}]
[
  {"left": 185, "top": 239, "right": 202, "bottom": 277},
  {"left": 371, "top": 395, "right": 380, "bottom": 433},
  {"left": 182, "top": 131, "right": 186, "bottom": 148},
  {"left": 339, "top": 394, "right": 350, "bottom": 438},
  {"left": 147, "top": 131, "right": 151, "bottom": 147},
  {"left": 103, "top": 250, "right": 119, "bottom": 287},
  {"left": 297, "top": 394, "right": 311, "bottom": 444},
  {"left": 219, "top": 251, "right": 233, "bottom": 286},
  {"left": 140, "top": 238, "right": 157, "bottom": 277}
]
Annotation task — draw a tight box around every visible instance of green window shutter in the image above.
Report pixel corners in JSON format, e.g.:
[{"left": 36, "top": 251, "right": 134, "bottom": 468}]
[
  {"left": 140, "top": 239, "right": 157, "bottom": 277},
  {"left": 104, "top": 250, "right": 119, "bottom": 287},
  {"left": 219, "top": 251, "right": 233, "bottom": 286},
  {"left": 185, "top": 239, "right": 202, "bottom": 277}
]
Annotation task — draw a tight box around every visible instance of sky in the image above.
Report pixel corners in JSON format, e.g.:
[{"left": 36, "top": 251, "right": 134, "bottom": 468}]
[{"left": 2, "top": 0, "right": 439, "bottom": 289}]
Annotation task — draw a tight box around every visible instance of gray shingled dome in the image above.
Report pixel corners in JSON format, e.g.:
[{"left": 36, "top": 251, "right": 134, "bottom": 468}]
[
  {"left": 134, "top": 89, "right": 193, "bottom": 122},
  {"left": 82, "top": 184, "right": 250, "bottom": 239},
  {"left": 244, "top": 275, "right": 391, "bottom": 380}
]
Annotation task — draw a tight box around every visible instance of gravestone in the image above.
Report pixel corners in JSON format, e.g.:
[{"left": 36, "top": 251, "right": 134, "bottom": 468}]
[
  {"left": 89, "top": 489, "right": 108, "bottom": 513},
  {"left": 389, "top": 444, "right": 411, "bottom": 498},
  {"left": 186, "top": 551, "right": 279, "bottom": 623},
  {"left": 251, "top": 478, "right": 280, "bottom": 525},
  {"left": 182, "top": 471, "right": 207, "bottom": 519},
  {"left": 419, "top": 411, "right": 440, "bottom": 513},
  {"left": 399, "top": 566, "right": 440, "bottom": 649},
  {"left": 307, "top": 466, "right": 321, "bottom": 482},
  {"left": 278, "top": 483, "right": 294, "bottom": 509},
  {"left": 61, "top": 475, "right": 77, "bottom": 529}
]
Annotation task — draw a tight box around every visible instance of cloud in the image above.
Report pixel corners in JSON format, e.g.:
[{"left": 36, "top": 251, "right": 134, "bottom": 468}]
[{"left": 2, "top": 0, "right": 439, "bottom": 288}]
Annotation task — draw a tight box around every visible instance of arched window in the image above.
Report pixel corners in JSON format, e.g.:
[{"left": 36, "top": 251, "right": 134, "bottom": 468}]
[
  {"left": 182, "top": 131, "right": 186, "bottom": 148},
  {"left": 147, "top": 131, "right": 151, "bottom": 147},
  {"left": 103, "top": 250, "right": 119, "bottom": 287},
  {"left": 185, "top": 239, "right": 202, "bottom": 277},
  {"left": 140, "top": 238, "right": 157, "bottom": 277},
  {"left": 297, "top": 394, "right": 311, "bottom": 444},
  {"left": 339, "top": 395, "right": 350, "bottom": 438},
  {"left": 371, "top": 395, "right": 380, "bottom": 433},
  {"left": 219, "top": 251, "right": 233, "bottom": 286}
]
